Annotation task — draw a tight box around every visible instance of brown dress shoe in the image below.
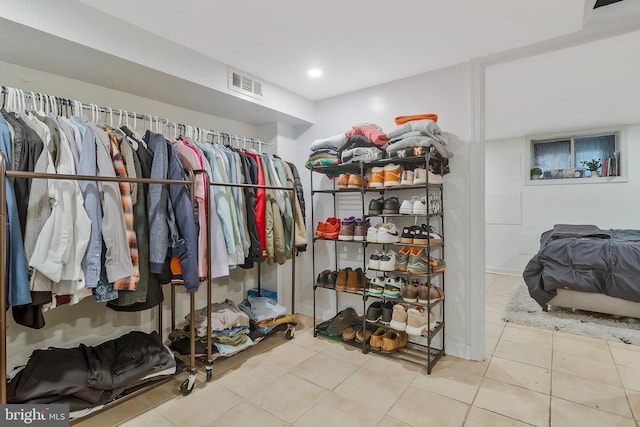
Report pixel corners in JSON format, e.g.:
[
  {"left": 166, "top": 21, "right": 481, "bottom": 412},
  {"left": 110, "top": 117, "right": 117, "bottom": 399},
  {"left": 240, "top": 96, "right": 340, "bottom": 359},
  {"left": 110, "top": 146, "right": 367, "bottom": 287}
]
[
  {"left": 369, "top": 327, "right": 386, "bottom": 350},
  {"left": 347, "top": 267, "right": 365, "bottom": 292},
  {"left": 381, "top": 329, "right": 408, "bottom": 353},
  {"left": 336, "top": 268, "right": 351, "bottom": 291}
]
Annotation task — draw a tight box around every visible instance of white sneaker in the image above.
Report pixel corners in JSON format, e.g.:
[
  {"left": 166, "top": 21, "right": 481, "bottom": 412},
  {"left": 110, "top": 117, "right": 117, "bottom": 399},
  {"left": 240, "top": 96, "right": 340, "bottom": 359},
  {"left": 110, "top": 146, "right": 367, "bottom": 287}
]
[
  {"left": 405, "top": 308, "right": 436, "bottom": 336},
  {"left": 399, "top": 196, "right": 420, "bottom": 215},
  {"left": 377, "top": 223, "right": 400, "bottom": 243},
  {"left": 400, "top": 170, "right": 414, "bottom": 186},
  {"left": 413, "top": 167, "right": 427, "bottom": 185},
  {"left": 368, "top": 251, "right": 382, "bottom": 270},
  {"left": 412, "top": 197, "right": 428, "bottom": 215},
  {"left": 378, "top": 250, "right": 397, "bottom": 271},
  {"left": 428, "top": 170, "right": 443, "bottom": 185},
  {"left": 366, "top": 225, "right": 379, "bottom": 243}
]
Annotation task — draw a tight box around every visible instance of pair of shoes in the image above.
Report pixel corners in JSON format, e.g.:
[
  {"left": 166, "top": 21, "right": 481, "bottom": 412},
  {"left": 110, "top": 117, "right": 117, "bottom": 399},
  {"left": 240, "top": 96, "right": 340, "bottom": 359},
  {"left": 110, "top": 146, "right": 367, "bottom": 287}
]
[
  {"left": 395, "top": 246, "right": 411, "bottom": 271},
  {"left": 354, "top": 218, "right": 369, "bottom": 241},
  {"left": 369, "top": 164, "right": 405, "bottom": 188},
  {"left": 367, "top": 277, "right": 385, "bottom": 297},
  {"left": 368, "top": 250, "right": 397, "bottom": 271},
  {"left": 370, "top": 327, "right": 408, "bottom": 353},
  {"left": 389, "top": 303, "right": 409, "bottom": 331},
  {"left": 405, "top": 307, "right": 437, "bottom": 336},
  {"left": 399, "top": 196, "right": 428, "bottom": 215},
  {"left": 315, "top": 217, "right": 341, "bottom": 239},
  {"left": 406, "top": 248, "right": 446, "bottom": 274},
  {"left": 335, "top": 268, "right": 367, "bottom": 292},
  {"left": 338, "top": 217, "right": 369, "bottom": 241},
  {"left": 410, "top": 166, "right": 444, "bottom": 186},
  {"left": 401, "top": 283, "right": 445, "bottom": 303},
  {"left": 342, "top": 324, "right": 374, "bottom": 343},
  {"left": 367, "top": 223, "right": 400, "bottom": 243},
  {"left": 383, "top": 276, "right": 406, "bottom": 299},
  {"left": 337, "top": 173, "right": 364, "bottom": 189},
  {"left": 365, "top": 301, "right": 394, "bottom": 324},
  {"left": 326, "top": 307, "right": 361, "bottom": 337},
  {"left": 316, "top": 269, "right": 338, "bottom": 288},
  {"left": 399, "top": 225, "right": 443, "bottom": 245},
  {"left": 368, "top": 197, "right": 400, "bottom": 215},
  {"left": 347, "top": 268, "right": 368, "bottom": 293}
]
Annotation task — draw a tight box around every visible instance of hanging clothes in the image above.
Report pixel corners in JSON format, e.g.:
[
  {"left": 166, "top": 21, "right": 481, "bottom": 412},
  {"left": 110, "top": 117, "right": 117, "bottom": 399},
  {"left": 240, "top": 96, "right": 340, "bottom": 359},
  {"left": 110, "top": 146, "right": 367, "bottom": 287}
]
[
  {"left": 144, "top": 130, "right": 199, "bottom": 292},
  {"left": 0, "top": 114, "right": 30, "bottom": 307}
]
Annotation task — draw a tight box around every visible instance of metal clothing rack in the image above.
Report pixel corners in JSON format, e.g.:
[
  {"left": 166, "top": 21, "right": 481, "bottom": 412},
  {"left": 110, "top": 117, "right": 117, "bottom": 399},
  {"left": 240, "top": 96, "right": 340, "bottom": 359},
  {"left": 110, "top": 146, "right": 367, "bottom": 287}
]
[
  {"left": 0, "top": 156, "right": 201, "bottom": 404},
  {"left": 0, "top": 84, "right": 300, "bottom": 405},
  {"left": 176, "top": 168, "right": 299, "bottom": 392}
]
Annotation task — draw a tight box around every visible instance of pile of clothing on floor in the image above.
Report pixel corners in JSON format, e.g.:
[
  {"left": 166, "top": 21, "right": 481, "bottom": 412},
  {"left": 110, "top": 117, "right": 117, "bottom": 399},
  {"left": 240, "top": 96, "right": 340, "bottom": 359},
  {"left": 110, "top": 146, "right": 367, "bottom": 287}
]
[
  {"left": 6, "top": 331, "right": 177, "bottom": 415},
  {"left": 306, "top": 114, "right": 453, "bottom": 175},
  {"left": 169, "top": 296, "right": 295, "bottom": 357}
]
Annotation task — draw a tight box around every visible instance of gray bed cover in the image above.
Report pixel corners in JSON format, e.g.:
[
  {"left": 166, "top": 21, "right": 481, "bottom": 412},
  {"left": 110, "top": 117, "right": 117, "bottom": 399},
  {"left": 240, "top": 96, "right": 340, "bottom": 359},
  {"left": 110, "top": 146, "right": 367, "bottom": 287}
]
[{"left": 522, "top": 224, "right": 640, "bottom": 308}]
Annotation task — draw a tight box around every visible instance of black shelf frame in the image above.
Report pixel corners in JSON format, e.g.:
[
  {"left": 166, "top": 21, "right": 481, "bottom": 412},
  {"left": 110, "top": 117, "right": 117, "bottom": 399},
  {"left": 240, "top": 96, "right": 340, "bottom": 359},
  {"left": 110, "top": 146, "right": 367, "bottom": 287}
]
[{"left": 310, "top": 155, "right": 445, "bottom": 374}]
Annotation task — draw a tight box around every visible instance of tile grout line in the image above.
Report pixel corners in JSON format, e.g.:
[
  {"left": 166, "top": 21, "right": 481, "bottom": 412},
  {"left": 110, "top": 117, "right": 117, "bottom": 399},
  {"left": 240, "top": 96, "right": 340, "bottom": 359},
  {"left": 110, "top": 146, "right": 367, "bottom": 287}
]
[{"left": 607, "top": 340, "right": 638, "bottom": 424}]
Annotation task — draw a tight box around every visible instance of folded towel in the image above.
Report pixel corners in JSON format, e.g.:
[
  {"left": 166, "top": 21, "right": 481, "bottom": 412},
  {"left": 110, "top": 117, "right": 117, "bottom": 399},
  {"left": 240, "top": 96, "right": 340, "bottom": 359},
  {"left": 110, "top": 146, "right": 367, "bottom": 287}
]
[
  {"left": 310, "top": 134, "right": 348, "bottom": 151},
  {"left": 395, "top": 114, "right": 438, "bottom": 125},
  {"left": 387, "top": 119, "right": 447, "bottom": 146}
]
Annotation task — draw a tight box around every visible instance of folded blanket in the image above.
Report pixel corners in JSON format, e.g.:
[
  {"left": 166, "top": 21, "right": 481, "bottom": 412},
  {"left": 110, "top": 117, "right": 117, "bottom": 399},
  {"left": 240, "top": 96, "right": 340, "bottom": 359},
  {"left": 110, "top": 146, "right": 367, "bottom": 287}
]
[
  {"left": 307, "top": 152, "right": 339, "bottom": 162},
  {"left": 386, "top": 136, "right": 453, "bottom": 159},
  {"left": 305, "top": 157, "right": 339, "bottom": 169},
  {"left": 310, "top": 134, "right": 348, "bottom": 151},
  {"left": 550, "top": 224, "right": 612, "bottom": 240},
  {"left": 395, "top": 114, "right": 438, "bottom": 124},
  {"left": 387, "top": 119, "right": 448, "bottom": 146}
]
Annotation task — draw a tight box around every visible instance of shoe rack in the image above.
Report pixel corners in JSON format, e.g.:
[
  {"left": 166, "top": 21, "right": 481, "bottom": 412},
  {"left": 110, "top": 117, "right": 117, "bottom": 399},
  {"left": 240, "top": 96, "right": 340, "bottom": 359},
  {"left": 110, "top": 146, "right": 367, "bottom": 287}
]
[{"left": 311, "top": 154, "right": 445, "bottom": 374}]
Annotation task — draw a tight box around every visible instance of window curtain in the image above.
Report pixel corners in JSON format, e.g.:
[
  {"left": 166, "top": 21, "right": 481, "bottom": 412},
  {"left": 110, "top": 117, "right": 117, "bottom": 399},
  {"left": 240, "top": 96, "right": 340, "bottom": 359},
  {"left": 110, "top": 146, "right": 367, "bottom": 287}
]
[
  {"left": 533, "top": 140, "right": 570, "bottom": 171},
  {"left": 574, "top": 136, "right": 616, "bottom": 170}
]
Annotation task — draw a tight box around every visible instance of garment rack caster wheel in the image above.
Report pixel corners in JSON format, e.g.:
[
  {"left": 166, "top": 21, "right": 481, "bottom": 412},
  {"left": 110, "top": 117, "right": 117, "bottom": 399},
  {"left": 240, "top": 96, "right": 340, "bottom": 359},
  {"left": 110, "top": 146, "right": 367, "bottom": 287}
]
[
  {"left": 180, "top": 374, "right": 196, "bottom": 396},
  {"left": 206, "top": 366, "right": 213, "bottom": 382},
  {"left": 285, "top": 325, "right": 295, "bottom": 340}
]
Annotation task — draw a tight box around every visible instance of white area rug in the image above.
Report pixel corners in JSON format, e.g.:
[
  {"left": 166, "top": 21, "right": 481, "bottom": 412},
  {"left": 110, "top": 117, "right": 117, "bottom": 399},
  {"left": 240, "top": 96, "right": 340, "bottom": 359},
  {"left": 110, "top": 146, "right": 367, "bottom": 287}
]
[{"left": 502, "top": 281, "right": 640, "bottom": 346}]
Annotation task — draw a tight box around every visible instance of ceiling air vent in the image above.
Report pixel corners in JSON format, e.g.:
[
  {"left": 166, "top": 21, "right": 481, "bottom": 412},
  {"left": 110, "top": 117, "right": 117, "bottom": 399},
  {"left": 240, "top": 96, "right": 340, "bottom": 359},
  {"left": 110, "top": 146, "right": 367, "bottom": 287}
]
[{"left": 228, "top": 68, "right": 264, "bottom": 100}]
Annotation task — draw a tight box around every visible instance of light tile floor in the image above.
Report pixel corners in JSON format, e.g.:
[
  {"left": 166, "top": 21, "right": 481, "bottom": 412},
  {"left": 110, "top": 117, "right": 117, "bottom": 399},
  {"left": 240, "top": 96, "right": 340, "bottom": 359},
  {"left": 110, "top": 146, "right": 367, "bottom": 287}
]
[{"left": 74, "top": 274, "right": 640, "bottom": 426}]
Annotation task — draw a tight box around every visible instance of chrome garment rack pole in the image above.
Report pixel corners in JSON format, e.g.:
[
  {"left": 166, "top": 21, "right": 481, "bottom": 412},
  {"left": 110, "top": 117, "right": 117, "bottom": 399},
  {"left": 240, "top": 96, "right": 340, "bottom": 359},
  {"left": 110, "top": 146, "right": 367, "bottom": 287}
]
[
  {"left": 207, "top": 179, "right": 298, "bottom": 313},
  {"left": 0, "top": 157, "right": 199, "bottom": 404}
]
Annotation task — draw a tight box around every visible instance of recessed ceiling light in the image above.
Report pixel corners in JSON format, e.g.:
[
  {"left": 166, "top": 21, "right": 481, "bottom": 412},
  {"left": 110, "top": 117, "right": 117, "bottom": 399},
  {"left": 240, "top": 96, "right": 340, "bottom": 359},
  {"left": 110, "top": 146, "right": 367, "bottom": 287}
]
[{"left": 307, "top": 69, "right": 323, "bottom": 78}]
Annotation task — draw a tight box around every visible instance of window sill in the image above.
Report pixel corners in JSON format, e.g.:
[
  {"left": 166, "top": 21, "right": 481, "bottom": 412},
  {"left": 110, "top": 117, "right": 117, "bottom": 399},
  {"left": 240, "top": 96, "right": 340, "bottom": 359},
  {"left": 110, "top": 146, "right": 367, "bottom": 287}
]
[{"left": 525, "top": 176, "right": 628, "bottom": 186}]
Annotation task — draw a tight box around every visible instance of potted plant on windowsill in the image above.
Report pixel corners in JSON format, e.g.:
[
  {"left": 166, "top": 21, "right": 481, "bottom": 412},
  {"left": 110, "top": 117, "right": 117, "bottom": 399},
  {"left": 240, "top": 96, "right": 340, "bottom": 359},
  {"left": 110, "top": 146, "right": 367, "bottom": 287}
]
[
  {"left": 530, "top": 167, "right": 542, "bottom": 180},
  {"left": 581, "top": 159, "right": 602, "bottom": 178}
]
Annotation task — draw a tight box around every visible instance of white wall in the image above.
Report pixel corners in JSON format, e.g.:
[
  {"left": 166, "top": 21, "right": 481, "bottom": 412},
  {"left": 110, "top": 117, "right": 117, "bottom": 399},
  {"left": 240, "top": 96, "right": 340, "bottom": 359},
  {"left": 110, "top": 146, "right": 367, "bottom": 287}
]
[
  {"left": 0, "top": 61, "right": 262, "bottom": 370},
  {"left": 485, "top": 30, "right": 640, "bottom": 275},
  {"left": 291, "top": 63, "right": 486, "bottom": 360}
]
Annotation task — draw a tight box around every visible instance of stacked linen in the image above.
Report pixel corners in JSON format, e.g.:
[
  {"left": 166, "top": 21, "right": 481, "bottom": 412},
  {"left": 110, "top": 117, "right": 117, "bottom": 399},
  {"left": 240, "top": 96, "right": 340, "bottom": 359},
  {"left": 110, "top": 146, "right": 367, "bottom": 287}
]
[
  {"left": 238, "top": 295, "right": 291, "bottom": 338},
  {"left": 171, "top": 299, "right": 253, "bottom": 357},
  {"left": 306, "top": 124, "right": 388, "bottom": 169},
  {"left": 385, "top": 119, "right": 453, "bottom": 160}
]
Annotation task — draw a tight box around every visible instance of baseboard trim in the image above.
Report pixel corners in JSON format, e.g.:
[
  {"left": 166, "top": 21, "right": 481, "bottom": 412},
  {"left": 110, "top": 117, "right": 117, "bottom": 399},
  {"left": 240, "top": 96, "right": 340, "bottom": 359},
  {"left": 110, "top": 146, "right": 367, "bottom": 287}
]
[{"left": 486, "top": 267, "right": 523, "bottom": 276}]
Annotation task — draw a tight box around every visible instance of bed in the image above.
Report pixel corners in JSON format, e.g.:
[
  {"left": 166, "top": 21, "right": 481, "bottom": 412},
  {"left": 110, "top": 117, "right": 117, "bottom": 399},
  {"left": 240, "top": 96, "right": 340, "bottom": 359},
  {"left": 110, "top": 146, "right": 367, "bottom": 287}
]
[{"left": 522, "top": 224, "right": 640, "bottom": 318}]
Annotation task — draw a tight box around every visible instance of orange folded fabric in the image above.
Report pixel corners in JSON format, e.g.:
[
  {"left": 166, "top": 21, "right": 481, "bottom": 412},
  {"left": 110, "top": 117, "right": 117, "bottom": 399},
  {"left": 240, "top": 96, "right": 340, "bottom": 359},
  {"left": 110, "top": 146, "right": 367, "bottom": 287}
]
[{"left": 394, "top": 114, "right": 438, "bottom": 125}]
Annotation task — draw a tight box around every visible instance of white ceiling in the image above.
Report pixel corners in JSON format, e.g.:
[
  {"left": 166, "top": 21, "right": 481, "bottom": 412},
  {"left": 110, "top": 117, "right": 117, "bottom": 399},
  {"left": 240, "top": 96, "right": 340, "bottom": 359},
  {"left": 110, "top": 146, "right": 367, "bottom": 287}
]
[{"left": 75, "top": 0, "right": 587, "bottom": 101}]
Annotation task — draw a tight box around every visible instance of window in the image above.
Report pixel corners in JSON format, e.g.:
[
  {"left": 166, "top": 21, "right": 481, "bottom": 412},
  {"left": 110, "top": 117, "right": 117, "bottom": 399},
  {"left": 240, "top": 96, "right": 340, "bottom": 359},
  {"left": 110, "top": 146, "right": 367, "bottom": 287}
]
[{"left": 530, "top": 131, "right": 619, "bottom": 179}]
